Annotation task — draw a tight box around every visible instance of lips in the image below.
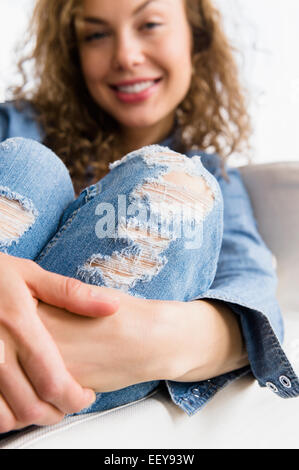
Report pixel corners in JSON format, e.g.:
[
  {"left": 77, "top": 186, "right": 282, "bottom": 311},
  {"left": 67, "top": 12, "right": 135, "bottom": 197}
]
[
  {"left": 110, "top": 78, "right": 162, "bottom": 103},
  {"left": 110, "top": 77, "right": 162, "bottom": 90}
]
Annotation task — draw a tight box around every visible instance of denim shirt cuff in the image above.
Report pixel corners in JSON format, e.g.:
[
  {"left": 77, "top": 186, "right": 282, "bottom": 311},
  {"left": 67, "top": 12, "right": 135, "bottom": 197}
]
[
  {"left": 165, "top": 296, "right": 299, "bottom": 416},
  {"left": 165, "top": 366, "right": 251, "bottom": 417}
]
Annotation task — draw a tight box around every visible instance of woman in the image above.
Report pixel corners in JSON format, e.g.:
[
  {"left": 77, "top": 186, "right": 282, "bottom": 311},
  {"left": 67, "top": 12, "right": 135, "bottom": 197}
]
[{"left": 0, "top": 0, "right": 297, "bottom": 435}]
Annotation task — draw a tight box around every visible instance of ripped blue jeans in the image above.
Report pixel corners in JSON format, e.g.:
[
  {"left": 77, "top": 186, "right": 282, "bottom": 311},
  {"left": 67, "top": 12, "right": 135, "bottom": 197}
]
[{"left": 0, "top": 137, "right": 223, "bottom": 415}]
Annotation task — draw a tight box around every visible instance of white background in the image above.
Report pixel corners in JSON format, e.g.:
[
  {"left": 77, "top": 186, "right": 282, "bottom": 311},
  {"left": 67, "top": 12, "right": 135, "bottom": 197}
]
[{"left": 0, "top": 0, "right": 299, "bottom": 164}]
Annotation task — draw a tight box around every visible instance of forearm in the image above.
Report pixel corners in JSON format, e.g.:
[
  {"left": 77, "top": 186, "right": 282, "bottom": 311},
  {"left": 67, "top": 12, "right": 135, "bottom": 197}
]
[
  {"left": 36, "top": 294, "right": 168, "bottom": 392},
  {"left": 36, "top": 295, "right": 249, "bottom": 391},
  {"left": 169, "top": 299, "right": 249, "bottom": 382}
]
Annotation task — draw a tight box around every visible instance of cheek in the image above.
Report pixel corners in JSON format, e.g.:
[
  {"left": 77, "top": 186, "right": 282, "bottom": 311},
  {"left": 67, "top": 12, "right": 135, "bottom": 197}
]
[
  {"left": 161, "top": 45, "right": 192, "bottom": 92},
  {"left": 159, "top": 32, "right": 192, "bottom": 77},
  {"left": 79, "top": 50, "right": 106, "bottom": 84}
]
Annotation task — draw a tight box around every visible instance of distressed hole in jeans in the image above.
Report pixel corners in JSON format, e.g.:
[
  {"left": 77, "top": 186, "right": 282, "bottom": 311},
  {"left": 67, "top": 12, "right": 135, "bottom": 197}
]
[
  {"left": 142, "top": 150, "right": 194, "bottom": 168},
  {"left": 79, "top": 219, "right": 170, "bottom": 291},
  {"left": 83, "top": 239, "right": 168, "bottom": 292},
  {"left": 79, "top": 161, "right": 215, "bottom": 292},
  {"left": 133, "top": 166, "right": 215, "bottom": 226},
  {"left": 0, "top": 196, "right": 36, "bottom": 246}
]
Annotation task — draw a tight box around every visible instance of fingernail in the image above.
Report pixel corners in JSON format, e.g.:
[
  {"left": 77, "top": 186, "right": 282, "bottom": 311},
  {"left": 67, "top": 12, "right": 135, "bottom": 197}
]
[{"left": 85, "top": 389, "right": 96, "bottom": 404}]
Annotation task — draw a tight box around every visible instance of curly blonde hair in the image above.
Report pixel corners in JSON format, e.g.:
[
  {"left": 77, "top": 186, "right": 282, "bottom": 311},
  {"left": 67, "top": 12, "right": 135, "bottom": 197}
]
[{"left": 9, "top": 0, "right": 252, "bottom": 195}]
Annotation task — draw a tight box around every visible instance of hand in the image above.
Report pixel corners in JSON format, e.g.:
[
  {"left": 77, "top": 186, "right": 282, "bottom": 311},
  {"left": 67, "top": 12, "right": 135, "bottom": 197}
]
[
  {"left": 0, "top": 252, "right": 120, "bottom": 434},
  {"left": 37, "top": 295, "right": 248, "bottom": 396},
  {"left": 37, "top": 292, "right": 178, "bottom": 393}
]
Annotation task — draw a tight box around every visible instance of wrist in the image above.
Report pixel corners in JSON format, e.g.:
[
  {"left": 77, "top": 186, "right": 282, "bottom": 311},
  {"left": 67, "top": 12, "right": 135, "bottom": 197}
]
[
  {"left": 151, "top": 299, "right": 202, "bottom": 382},
  {"left": 129, "top": 298, "right": 184, "bottom": 383},
  {"left": 162, "top": 299, "right": 249, "bottom": 383},
  {"left": 198, "top": 300, "right": 249, "bottom": 378}
]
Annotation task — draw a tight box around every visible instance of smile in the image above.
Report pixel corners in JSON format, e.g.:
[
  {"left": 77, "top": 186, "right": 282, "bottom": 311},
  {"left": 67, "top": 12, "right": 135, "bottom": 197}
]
[{"left": 109, "top": 78, "right": 163, "bottom": 103}]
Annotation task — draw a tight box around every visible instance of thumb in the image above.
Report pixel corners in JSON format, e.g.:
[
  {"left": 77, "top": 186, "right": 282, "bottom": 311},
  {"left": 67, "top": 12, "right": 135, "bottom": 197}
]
[{"left": 26, "top": 262, "right": 120, "bottom": 317}]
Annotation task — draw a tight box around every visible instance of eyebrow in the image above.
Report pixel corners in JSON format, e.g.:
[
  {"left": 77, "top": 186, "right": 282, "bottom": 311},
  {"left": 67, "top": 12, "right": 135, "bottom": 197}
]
[{"left": 83, "top": 0, "right": 160, "bottom": 25}]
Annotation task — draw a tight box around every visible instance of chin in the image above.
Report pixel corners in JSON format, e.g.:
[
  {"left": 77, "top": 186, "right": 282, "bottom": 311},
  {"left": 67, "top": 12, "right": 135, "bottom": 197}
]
[{"left": 116, "top": 115, "right": 160, "bottom": 129}]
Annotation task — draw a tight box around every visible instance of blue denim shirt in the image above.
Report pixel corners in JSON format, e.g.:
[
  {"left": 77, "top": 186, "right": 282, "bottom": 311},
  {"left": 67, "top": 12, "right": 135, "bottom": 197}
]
[{"left": 1, "top": 100, "right": 299, "bottom": 417}]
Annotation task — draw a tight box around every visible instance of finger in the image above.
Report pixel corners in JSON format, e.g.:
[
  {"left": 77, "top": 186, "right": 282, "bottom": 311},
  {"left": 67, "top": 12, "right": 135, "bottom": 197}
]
[
  {"left": 16, "top": 318, "right": 96, "bottom": 414},
  {"left": 0, "top": 357, "right": 65, "bottom": 428},
  {"left": 2, "top": 281, "right": 96, "bottom": 415},
  {"left": 0, "top": 393, "right": 17, "bottom": 434},
  {"left": 24, "top": 261, "right": 120, "bottom": 317}
]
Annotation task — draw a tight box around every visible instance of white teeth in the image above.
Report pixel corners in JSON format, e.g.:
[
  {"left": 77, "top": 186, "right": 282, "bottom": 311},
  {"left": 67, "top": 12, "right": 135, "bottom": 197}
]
[{"left": 116, "top": 80, "right": 156, "bottom": 94}]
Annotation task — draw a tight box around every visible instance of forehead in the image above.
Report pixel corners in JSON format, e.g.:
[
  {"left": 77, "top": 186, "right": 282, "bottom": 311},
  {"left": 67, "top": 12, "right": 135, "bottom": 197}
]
[
  {"left": 75, "top": 0, "right": 189, "bottom": 35},
  {"left": 80, "top": 0, "right": 175, "bottom": 16}
]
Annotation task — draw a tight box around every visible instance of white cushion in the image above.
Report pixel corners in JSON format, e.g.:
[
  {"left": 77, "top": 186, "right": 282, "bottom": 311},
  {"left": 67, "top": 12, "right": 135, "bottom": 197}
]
[
  {"left": 1, "top": 162, "right": 299, "bottom": 449},
  {"left": 1, "top": 374, "right": 299, "bottom": 449},
  {"left": 239, "top": 162, "right": 299, "bottom": 313}
]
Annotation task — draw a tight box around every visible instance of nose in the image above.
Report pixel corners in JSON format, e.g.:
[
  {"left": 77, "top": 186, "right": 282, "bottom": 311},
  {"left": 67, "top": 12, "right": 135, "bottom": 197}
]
[{"left": 112, "top": 32, "right": 145, "bottom": 70}]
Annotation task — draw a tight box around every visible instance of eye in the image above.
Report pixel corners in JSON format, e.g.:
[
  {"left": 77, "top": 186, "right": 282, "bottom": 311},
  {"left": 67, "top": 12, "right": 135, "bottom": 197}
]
[
  {"left": 142, "top": 22, "right": 161, "bottom": 30},
  {"left": 84, "top": 32, "right": 109, "bottom": 42}
]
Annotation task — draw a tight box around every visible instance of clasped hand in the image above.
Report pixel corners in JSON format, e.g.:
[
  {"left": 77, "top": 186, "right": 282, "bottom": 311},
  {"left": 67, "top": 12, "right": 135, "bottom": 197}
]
[
  {"left": 0, "top": 253, "right": 185, "bottom": 434},
  {"left": 37, "top": 291, "right": 178, "bottom": 394},
  {"left": 0, "top": 253, "right": 119, "bottom": 433},
  {"left": 0, "top": 253, "right": 225, "bottom": 434}
]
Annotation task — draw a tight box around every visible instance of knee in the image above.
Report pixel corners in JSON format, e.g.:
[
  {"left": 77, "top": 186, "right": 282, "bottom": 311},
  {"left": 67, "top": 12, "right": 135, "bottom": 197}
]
[
  {"left": 0, "top": 138, "right": 74, "bottom": 248},
  {"left": 134, "top": 149, "right": 215, "bottom": 222},
  {"left": 0, "top": 137, "right": 71, "bottom": 188},
  {"left": 0, "top": 191, "right": 37, "bottom": 247},
  {"left": 78, "top": 149, "right": 218, "bottom": 292}
]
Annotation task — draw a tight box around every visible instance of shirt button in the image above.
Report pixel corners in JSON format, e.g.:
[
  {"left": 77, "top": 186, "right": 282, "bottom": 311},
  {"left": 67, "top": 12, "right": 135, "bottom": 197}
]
[
  {"left": 266, "top": 381, "right": 279, "bottom": 393},
  {"left": 279, "top": 375, "right": 292, "bottom": 388}
]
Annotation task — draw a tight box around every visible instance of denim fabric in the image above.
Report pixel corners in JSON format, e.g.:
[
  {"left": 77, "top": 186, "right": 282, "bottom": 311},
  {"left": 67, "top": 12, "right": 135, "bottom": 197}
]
[
  {"left": 0, "top": 136, "right": 224, "bottom": 416},
  {"left": 0, "top": 100, "right": 299, "bottom": 423},
  {"left": 0, "top": 138, "right": 75, "bottom": 259},
  {"left": 35, "top": 144, "right": 223, "bottom": 299}
]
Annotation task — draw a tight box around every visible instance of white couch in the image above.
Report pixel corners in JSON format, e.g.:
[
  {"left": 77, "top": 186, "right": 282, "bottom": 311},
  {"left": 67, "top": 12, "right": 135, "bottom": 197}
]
[{"left": 1, "top": 161, "right": 299, "bottom": 449}]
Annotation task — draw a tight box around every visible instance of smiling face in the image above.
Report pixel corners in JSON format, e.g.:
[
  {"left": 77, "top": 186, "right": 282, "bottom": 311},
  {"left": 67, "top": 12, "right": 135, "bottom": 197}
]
[{"left": 76, "top": 0, "right": 193, "bottom": 147}]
